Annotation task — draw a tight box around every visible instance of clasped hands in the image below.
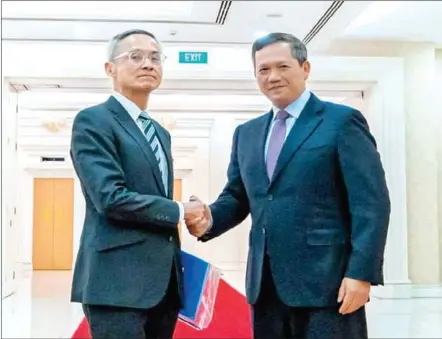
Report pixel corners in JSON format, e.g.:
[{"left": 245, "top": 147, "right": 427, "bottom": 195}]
[{"left": 182, "top": 196, "right": 211, "bottom": 237}]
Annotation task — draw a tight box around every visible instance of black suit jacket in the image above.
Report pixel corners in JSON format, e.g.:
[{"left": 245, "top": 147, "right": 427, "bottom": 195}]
[
  {"left": 70, "top": 96, "right": 183, "bottom": 309},
  {"left": 201, "top": 93, "right": 391, "bottom": 307}
]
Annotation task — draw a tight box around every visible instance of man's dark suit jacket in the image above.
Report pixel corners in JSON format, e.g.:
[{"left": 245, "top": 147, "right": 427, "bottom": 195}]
[
  {"left": 70, "top": 96, "right": 183, "bottom": 310},
  {"left": 200, "top": 93, "right": 391, "bottom": 307}
]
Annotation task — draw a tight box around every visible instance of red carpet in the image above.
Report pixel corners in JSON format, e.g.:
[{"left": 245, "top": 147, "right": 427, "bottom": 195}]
[{"left": 72, "top": 279, "right": 252, "bottom": 338}]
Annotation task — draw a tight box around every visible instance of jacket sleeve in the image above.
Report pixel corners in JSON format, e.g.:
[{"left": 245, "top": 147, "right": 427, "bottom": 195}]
[
  {"left": 70, "top": 109, "right": 180, "bottom": 229},
  {"left": 337, "top": 110, "right": 391, "bottom": 285},
  {"left": 200, "top": 125, "right": 250, "bottom": 241}
]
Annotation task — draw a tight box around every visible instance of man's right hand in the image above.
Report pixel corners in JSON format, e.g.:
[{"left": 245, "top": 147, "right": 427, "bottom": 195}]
[
  {"left": 185, "top": 196, "right": 212, "bottom": 237},
  {"left": 182, "top": 200, "right": 205, "bottom": 220}
]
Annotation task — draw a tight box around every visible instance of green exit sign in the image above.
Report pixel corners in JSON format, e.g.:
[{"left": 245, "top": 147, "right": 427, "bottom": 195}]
[{"left": 179, "top": 51, "right": 208, "bottom": 64}]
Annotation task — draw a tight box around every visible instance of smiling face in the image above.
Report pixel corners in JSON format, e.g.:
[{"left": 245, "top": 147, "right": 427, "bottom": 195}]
[
  {"left": 105, "top": 33, "right": 164, "bottom": 94},
  {"left": 254, "top": 41, "right": 310, "bottom": 109}
]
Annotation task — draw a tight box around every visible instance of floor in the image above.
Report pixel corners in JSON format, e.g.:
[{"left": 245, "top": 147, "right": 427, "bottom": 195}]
[{"left": 2, "top": 269, "right": 442, "bottom": 338}]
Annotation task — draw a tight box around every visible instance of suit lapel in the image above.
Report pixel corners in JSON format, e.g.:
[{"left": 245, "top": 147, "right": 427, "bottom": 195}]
[
  {"left": 269, "top": 94, "right": 324, "bottom": 187},
  {"left": 152, "top": 120, "right": 173, "bottom": 199},
  {"left": 106, "top": 96, "right": 166, "bottom": 196}
]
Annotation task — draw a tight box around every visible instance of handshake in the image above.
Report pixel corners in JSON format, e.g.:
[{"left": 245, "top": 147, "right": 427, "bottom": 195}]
[{"left": 182, "top": 196, "right": 212, "bottom": 237}]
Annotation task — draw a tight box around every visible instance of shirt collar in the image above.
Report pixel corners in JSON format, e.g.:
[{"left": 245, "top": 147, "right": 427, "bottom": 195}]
[
  {"left": 272, "top": 89, "right": 311, "bottom": 120},
  {"left": 112, "top": 91, "right": 147, "bottom": 121}
]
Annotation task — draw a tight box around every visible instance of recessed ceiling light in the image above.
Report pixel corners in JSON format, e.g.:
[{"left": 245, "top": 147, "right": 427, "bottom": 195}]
[{"left": 266, "top": 13, "right": 282, "bottom": 18}]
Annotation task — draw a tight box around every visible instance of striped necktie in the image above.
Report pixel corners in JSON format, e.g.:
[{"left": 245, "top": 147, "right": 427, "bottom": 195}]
[{"left": 138, "top": 111, "right": 162, "bottom": 170}]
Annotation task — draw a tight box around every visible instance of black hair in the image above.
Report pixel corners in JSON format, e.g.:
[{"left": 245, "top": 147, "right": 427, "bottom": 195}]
[
  {"left": 251, "top": 32, "right": 307, "bottom": 65},
  {"left": 108, "top": 29, "right": 159, "bottom": 61}
]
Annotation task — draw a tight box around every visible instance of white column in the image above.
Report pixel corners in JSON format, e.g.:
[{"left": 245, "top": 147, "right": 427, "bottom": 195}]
[
  {"left": 363, "top": 61, "right": 412, "bottom": 298},
  {"left": 1, "top": 80, "right": 19, "bottom": 298},
  {"left": 401, "top": 46, "right": 440, "bottom": 285},
  {"left": 437, "top": 50, "right": 442, "bottom": 281}
]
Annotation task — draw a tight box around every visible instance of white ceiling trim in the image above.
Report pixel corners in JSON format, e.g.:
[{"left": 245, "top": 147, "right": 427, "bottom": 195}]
[{"left": 2, "top": 1, "right": 195, "bottom": 21}]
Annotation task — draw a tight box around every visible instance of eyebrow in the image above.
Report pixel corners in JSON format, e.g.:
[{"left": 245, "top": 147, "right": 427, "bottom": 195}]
[
  {"left": 258, "top": 61, "right": 290, "bottom": 68},
  {"left": 128, "top": 47, "right": 161, "bottom": 53}
]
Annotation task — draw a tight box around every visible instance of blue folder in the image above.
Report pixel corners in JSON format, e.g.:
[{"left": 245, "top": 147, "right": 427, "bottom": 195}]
[{"left": 178, "top": 250, "right": 222, "bottom": 330}]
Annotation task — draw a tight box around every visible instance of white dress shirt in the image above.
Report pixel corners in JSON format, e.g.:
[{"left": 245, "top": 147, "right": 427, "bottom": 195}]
[{"left": 265, "top": 89, "right": 311, "bottom": 160}]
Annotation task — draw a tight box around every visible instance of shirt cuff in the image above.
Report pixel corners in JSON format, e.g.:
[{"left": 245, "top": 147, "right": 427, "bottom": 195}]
[
  {"left": 176, "top": 201, "right": 184, "bottom": 223},
  {"left": 203, "top": 215, "right": 213, "bottom": 234}
]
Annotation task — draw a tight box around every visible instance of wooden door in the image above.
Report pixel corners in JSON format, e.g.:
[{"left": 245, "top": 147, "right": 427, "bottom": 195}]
[
  {"left": 33, "top": 178, "right": 74, "bottom": 270},
  {"left": 173, "top": 179, "right": 183, "bottom": 240}
]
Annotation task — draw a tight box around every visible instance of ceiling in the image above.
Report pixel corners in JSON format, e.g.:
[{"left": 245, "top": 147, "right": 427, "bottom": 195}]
[
  {"left": 338, "top": 1, "right": 442, "bottom": 45},
  {"left": 1, "top": 0, "right": 369, "bottom": 47},
  {"left": 2, "top": 1, "right": 441, "bottom": 49}
]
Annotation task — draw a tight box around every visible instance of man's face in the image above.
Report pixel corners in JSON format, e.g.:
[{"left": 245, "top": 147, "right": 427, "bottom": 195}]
[
  {"left": 254, "top": 42, "right": 310, "bottom": 109},
  {"left": 105, "top": 34, "right": 164, "bottom": 93}
]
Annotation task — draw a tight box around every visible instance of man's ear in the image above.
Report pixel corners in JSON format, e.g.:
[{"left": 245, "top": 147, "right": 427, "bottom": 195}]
[
  {"left": 303, "top": 60, "right": 311, "bottom": 81},
  {"left": 104, "top": 61, "right": 115, "bottom": 77}
]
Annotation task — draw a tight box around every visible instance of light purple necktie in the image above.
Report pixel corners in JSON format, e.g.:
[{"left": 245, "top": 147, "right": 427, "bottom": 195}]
[{"left": 266, "top": 110, "right": 289, "bottom": 179}]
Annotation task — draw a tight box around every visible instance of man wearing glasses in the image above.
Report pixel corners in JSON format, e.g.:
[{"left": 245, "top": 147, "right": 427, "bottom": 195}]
[{"left": 69, "top": 29, "right": 205, "bottom": 338}]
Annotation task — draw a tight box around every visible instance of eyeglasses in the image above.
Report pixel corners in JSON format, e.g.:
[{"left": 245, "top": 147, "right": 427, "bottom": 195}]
[{"left": 114, "top": 50, "right": 166, "bottom": 66}]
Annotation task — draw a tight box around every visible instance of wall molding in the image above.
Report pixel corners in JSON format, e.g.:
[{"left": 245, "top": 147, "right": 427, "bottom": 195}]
[{"left": 17, "top": 114, "right": 216, "bottom": 163}]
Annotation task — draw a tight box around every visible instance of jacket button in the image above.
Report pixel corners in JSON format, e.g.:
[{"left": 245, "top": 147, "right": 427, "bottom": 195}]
[
  {"left": 268, "top": 195, "right": 273, "bottom": 201},
  {"left": 169, "top": 236, "right": 173, "bottom": 242},
  {"left": 262, "top": 228, "right": 266, "bottom": 234}
]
